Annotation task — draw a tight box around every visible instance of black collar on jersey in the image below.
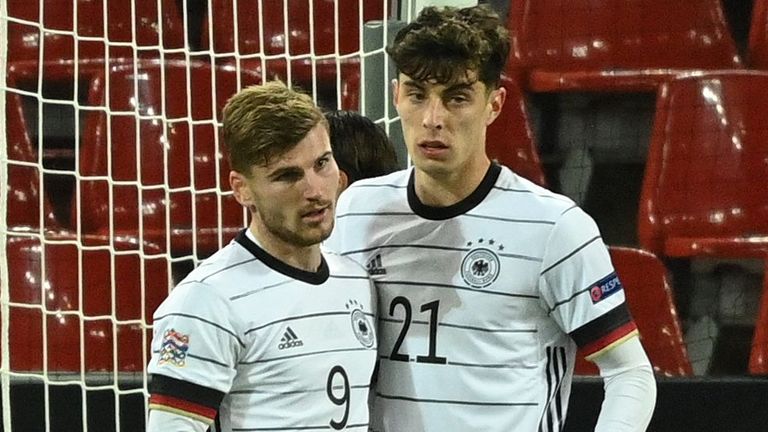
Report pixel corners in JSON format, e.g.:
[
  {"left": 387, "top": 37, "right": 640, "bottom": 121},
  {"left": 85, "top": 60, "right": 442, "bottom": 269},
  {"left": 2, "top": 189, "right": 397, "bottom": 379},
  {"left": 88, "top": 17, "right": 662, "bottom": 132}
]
[
  {"left": 234, "top": 229, "right": 330, "bottom": 285},
  {"left": 407, "top": 162, "right": 502, "bottom": 220}
]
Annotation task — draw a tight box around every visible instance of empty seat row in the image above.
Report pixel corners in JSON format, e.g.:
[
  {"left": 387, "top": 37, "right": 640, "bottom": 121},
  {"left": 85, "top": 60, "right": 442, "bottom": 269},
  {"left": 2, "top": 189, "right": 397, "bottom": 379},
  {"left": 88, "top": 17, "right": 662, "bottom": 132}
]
[
  {"left": 5, "top": 82, "right": 171, "bottom": 374},
  {"left": 6, "top": 59, "right": 261, "bottom": 257},
  {"left": 6, "top": 0, "right": 185, "bottom": 64},
  {"left": 7, "top": 0, "right": 768, "bottom": 100},
  {"left": 5, "top": 0, "right": 386, "bottom": 110},
  {"left": 508, "top": 0, "right": 751, "bottom": 92},
  {"left": 7, "top": 0, "right": 385, "bottom": 59}
]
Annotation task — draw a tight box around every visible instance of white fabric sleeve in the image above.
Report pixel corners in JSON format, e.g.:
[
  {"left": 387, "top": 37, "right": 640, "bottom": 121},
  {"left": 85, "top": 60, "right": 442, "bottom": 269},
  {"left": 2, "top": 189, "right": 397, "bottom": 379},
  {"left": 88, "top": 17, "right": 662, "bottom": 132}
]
[
  {"left": 592, "top": 335, "right": 657, "bottom": 432},
  {"left": 146, "top": 409, "right": 209, "bottom": 432}
]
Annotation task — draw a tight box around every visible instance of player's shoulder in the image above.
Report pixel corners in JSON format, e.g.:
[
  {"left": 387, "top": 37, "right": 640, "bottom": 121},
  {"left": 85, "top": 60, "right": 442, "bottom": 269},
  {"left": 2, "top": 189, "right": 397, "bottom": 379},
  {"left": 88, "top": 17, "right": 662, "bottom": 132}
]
[
  {"left": 322, "top": 247, "right": 371, "bottom": 278},
  {"left": 172, "top": 238, "right": 256, "bottom": 296},
  {"left": 494, "top": 165, "right": 581, "bottom": 217},
  {"left": 337, "top": 169, "right": 410, "bottom": 209},
  {"left": 346, "top": 168, "right": 410, "bottom": 191}
]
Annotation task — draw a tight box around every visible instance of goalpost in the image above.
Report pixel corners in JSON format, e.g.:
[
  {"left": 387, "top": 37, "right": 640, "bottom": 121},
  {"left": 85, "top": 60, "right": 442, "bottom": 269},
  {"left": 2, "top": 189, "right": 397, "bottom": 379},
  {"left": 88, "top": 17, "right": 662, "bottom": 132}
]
[{"left": 0, "top": 0, "right": 469, "bottom": 429}]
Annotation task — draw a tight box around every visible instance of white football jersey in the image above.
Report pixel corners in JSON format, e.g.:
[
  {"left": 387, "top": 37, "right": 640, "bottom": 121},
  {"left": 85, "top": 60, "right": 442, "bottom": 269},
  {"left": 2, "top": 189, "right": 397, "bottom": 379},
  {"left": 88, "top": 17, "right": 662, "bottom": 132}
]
[
  {"left": 326, "top": 164, "right": 637, "bottom": 432},
  {"left": 147, "top": 230, "right": 378, "bottom": 431}
]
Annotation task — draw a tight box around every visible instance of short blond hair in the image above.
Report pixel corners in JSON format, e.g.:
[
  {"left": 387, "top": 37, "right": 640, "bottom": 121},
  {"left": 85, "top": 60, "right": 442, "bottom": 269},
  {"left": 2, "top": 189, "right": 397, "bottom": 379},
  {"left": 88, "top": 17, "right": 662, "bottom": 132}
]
[{"left": 222, "top": 81, "right": 326, "bottom": 174}]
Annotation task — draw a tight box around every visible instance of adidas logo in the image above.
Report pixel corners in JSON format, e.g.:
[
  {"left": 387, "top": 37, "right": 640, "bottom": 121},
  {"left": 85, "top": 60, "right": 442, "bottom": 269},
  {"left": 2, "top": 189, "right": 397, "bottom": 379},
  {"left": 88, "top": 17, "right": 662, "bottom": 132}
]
[
  {"left": 278, "top": 327, "right": 304, "bottom": 350},
  {"left": 366, "top": 254, "right": 387, "bottom": 275}
]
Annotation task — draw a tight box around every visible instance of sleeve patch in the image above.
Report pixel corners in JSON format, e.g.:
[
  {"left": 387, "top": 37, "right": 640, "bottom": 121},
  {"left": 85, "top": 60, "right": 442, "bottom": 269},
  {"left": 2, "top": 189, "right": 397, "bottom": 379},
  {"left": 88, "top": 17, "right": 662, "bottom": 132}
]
[
  {"left": 589, "top": 272, "right": 623, "bottom": 304},
  {"left": 159, "top": 329, "right": 190, "bottom": 367}
]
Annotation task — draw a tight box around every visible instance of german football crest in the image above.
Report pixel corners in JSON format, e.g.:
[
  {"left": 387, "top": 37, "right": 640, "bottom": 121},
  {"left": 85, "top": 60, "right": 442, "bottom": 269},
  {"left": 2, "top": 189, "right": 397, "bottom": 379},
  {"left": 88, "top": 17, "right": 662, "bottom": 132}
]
[
  {"left": 461, "top": 238, "right": 502, "bottom": 288},
  {"left": 346, "top": 300, "right": 375, "bottom": 348}
]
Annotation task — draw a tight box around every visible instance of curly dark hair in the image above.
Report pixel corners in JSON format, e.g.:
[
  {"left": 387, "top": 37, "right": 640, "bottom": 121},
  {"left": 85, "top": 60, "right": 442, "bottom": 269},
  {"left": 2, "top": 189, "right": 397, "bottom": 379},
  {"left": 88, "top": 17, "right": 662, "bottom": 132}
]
[{"left": 387, "top": 5, "right": 510, "bottom": 88}]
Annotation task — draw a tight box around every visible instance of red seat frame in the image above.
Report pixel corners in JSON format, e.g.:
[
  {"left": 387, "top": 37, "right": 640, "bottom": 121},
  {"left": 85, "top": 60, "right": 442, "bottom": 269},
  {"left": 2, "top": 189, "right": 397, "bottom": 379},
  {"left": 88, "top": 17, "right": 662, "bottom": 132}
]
[
  {"left": 73, "top": 59, "right": 260, "bottom": 256},
  {"left": 574, "top": 246, "right": 692, "bottom": 376},
  {"left": 509, "top": 0, "right": 744, "bottom": 92},
  {"left": 486, "top": 74, "right": 547, "bottom": 186}
]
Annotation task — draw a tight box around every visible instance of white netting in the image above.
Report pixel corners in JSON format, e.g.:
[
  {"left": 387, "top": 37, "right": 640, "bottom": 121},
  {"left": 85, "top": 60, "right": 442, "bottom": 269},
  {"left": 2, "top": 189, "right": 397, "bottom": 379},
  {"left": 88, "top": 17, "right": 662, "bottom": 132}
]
[{"left": 0, "top": 0, "right": 394, "bottom": 429}]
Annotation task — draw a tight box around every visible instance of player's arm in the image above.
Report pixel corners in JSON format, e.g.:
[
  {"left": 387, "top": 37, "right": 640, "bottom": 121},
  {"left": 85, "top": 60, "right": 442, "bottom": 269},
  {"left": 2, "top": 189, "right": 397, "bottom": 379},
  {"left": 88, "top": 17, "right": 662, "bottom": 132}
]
[
  {"left": 147, "top": 407, "right": 209, "bottom": 432},
  {"left": 539, "top": 206, "right": 656, "bottom": 431},
  {"left": 145, "top": 281, "right": 241, "bottom": 431},
  {"left": 147, "top": 374, "right": 225, "bottom": 432},
  {"left": 570, "top": 303, "right": 656, "bottom": 432},
  {"left": 591, "top": 335, "right": 657, "bottom": 432}
]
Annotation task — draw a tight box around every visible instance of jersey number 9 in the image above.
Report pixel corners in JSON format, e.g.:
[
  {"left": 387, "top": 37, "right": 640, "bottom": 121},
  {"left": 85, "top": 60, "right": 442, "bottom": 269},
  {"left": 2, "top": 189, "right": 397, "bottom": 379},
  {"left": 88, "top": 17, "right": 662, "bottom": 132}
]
[{"left": 326, "top": 365, "right": 350, "bottom": 429}]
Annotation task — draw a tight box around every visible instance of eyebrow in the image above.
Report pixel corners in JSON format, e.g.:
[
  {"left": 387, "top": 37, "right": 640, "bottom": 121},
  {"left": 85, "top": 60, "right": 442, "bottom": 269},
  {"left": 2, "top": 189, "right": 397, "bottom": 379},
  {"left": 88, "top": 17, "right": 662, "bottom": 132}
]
[
  {"left": 266, "top": 150, "right": 333, "bottom": 180},
  {"left": 401, "top": 80, "right": 426, "bottom": 91},
  {"left": 401, "top": 79, "right": 478, "bottom": 93},
  {"left": 267, "top": 166, "right": 302, "bottom": 181},
  {"left": 444, "top": 82, "right": 477, "bottom": 93}
]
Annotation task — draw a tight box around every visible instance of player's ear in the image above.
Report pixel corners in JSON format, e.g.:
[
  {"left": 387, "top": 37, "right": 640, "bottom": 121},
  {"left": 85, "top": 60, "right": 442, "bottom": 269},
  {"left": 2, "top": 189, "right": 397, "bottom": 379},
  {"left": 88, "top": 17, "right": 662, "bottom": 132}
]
[
  {"left": 486, "top": 85, "right": 507, "bottom": 126},
  {"left": 392, "top": 79, "right": 400, "bottom": 107},
  {"left": 338, "top": 169, "right": 349, "bottom": 195},
  {"left": 230, "top": 170, "right": 256, "bottom": 210}
]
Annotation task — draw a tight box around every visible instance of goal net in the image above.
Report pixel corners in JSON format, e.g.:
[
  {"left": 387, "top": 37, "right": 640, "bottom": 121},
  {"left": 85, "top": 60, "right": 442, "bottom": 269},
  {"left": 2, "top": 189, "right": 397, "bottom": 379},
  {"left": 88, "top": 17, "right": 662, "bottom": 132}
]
[{"left": 0, "top": 0, "right": 395, "bottom": 430}]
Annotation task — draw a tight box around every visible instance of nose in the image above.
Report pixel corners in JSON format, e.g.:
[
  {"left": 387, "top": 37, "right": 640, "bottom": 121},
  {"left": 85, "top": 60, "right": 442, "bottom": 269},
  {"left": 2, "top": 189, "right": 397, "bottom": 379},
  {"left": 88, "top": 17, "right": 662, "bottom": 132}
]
[
  {"left": 302, "top": 170, "right": 325, "bottom": 201},
  {"left": 422, "top": 96, "right": 445, "bottom": 130}
]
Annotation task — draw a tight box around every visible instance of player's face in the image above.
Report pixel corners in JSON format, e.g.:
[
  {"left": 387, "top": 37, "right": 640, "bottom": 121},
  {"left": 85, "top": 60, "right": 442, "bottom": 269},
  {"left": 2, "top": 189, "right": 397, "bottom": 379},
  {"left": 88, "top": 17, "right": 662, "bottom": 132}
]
[
  {"left": 232, "top": 123, "right": 340, "bottom": 248},
  {"left": 393, "top": 72, "right": 505, "bottom": 179}
]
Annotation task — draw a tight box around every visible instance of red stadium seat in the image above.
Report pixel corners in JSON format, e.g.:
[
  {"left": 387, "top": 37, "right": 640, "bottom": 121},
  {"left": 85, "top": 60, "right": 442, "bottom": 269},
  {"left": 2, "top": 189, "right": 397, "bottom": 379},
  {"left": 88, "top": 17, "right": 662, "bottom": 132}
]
[
  {"left": 749, "top": 0, "right": 768, "bottom": 68},
  {"left": 72, "top": 59, "right": 259, "bottom": 257},
  {"left": 4, "top": 85, "right": 57, "bottom": 230},
  {"left": 6, "top": 60, "right": 123, "bottom": 229},
  {"left": 203, "top": 0, "right": 387, "bottom": 109},
  {"left": 487, "top": 74, "right": 546, "bottom": 186},
  {"left": 509, "top": 0, "right": 744, "bottom": 92},
  {"left": 750, "top": 259, "right": 768, "bottom": 374},
  {"left": 207, "top": 0, "right": 384, "bottom": 56},
  {"left": 574, "top": 246, "right": 692, "bottom": 377},
  {"left": 6, "top": 0, "right": 184, "bottom": 65},
  {"left": 4, "top": 234, "right": 169, "bottom": 373},
  {"left": 638, "top": 71, "right": 768, "bottom": 375},
  {"left": 638, "top": 71, "right": 768, "bottom": 259},
  {"left": 6, "top": 63, "right": 172, "bottom": 373}
]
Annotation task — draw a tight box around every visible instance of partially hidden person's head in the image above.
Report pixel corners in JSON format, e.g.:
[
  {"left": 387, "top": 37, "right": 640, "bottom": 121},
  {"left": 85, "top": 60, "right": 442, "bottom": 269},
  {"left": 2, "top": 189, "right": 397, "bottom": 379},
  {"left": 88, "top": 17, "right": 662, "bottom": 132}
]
[
  {"left": 325, "top": 110, "right": 400, "bottom": 192},
  {"left": 223, "top": 81, "right": 339, "bottom": 248},
  {"left": 387, "top": 5, "right": 510, "bottom": 180}
]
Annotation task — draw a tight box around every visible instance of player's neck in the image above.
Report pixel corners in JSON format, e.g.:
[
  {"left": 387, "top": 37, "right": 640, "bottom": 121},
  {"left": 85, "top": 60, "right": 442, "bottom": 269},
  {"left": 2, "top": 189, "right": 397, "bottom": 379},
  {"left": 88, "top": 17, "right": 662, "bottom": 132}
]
[
  {"left": 247, "top": 225, "right": 323, "bottom": 273},
  {"left": 413, "top": 157, "right": 491, "bottom": 207}
]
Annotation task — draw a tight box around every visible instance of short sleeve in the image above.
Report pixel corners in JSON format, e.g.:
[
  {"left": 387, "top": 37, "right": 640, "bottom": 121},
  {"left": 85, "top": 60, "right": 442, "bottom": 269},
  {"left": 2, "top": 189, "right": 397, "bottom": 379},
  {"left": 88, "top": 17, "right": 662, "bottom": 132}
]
[
  {"left": 147, "top": 281, "right": 244, "bottom": 422},
  {"left": 537, "top": 207, "right": 637, "bottom": 358}
]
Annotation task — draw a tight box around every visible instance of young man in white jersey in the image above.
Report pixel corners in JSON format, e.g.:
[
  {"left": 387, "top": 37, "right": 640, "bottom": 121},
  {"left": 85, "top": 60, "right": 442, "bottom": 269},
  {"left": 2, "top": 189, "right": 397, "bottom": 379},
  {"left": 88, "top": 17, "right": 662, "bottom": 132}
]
[
  {"left": 146, "top": 81, "right": 378, "bottom": 431},
  {"left": 326, "top": 5, "right": 656, "bottom": 432}
]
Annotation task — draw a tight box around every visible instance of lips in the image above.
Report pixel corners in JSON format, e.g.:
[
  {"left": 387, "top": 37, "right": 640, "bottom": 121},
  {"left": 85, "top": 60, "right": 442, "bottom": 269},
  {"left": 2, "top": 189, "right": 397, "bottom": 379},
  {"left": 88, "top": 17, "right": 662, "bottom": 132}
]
[
  {"left": 419, "top": 140, "right": 448, "bottom": 149},
  {"left": 417, "top": 140, "right": 449, "bottom": 158},
  {"left": 300, "top": 205, "right": 331, "bottom": 222},
  {"left": 303, "top": 208, "right": 327, "bottom": 217}
]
